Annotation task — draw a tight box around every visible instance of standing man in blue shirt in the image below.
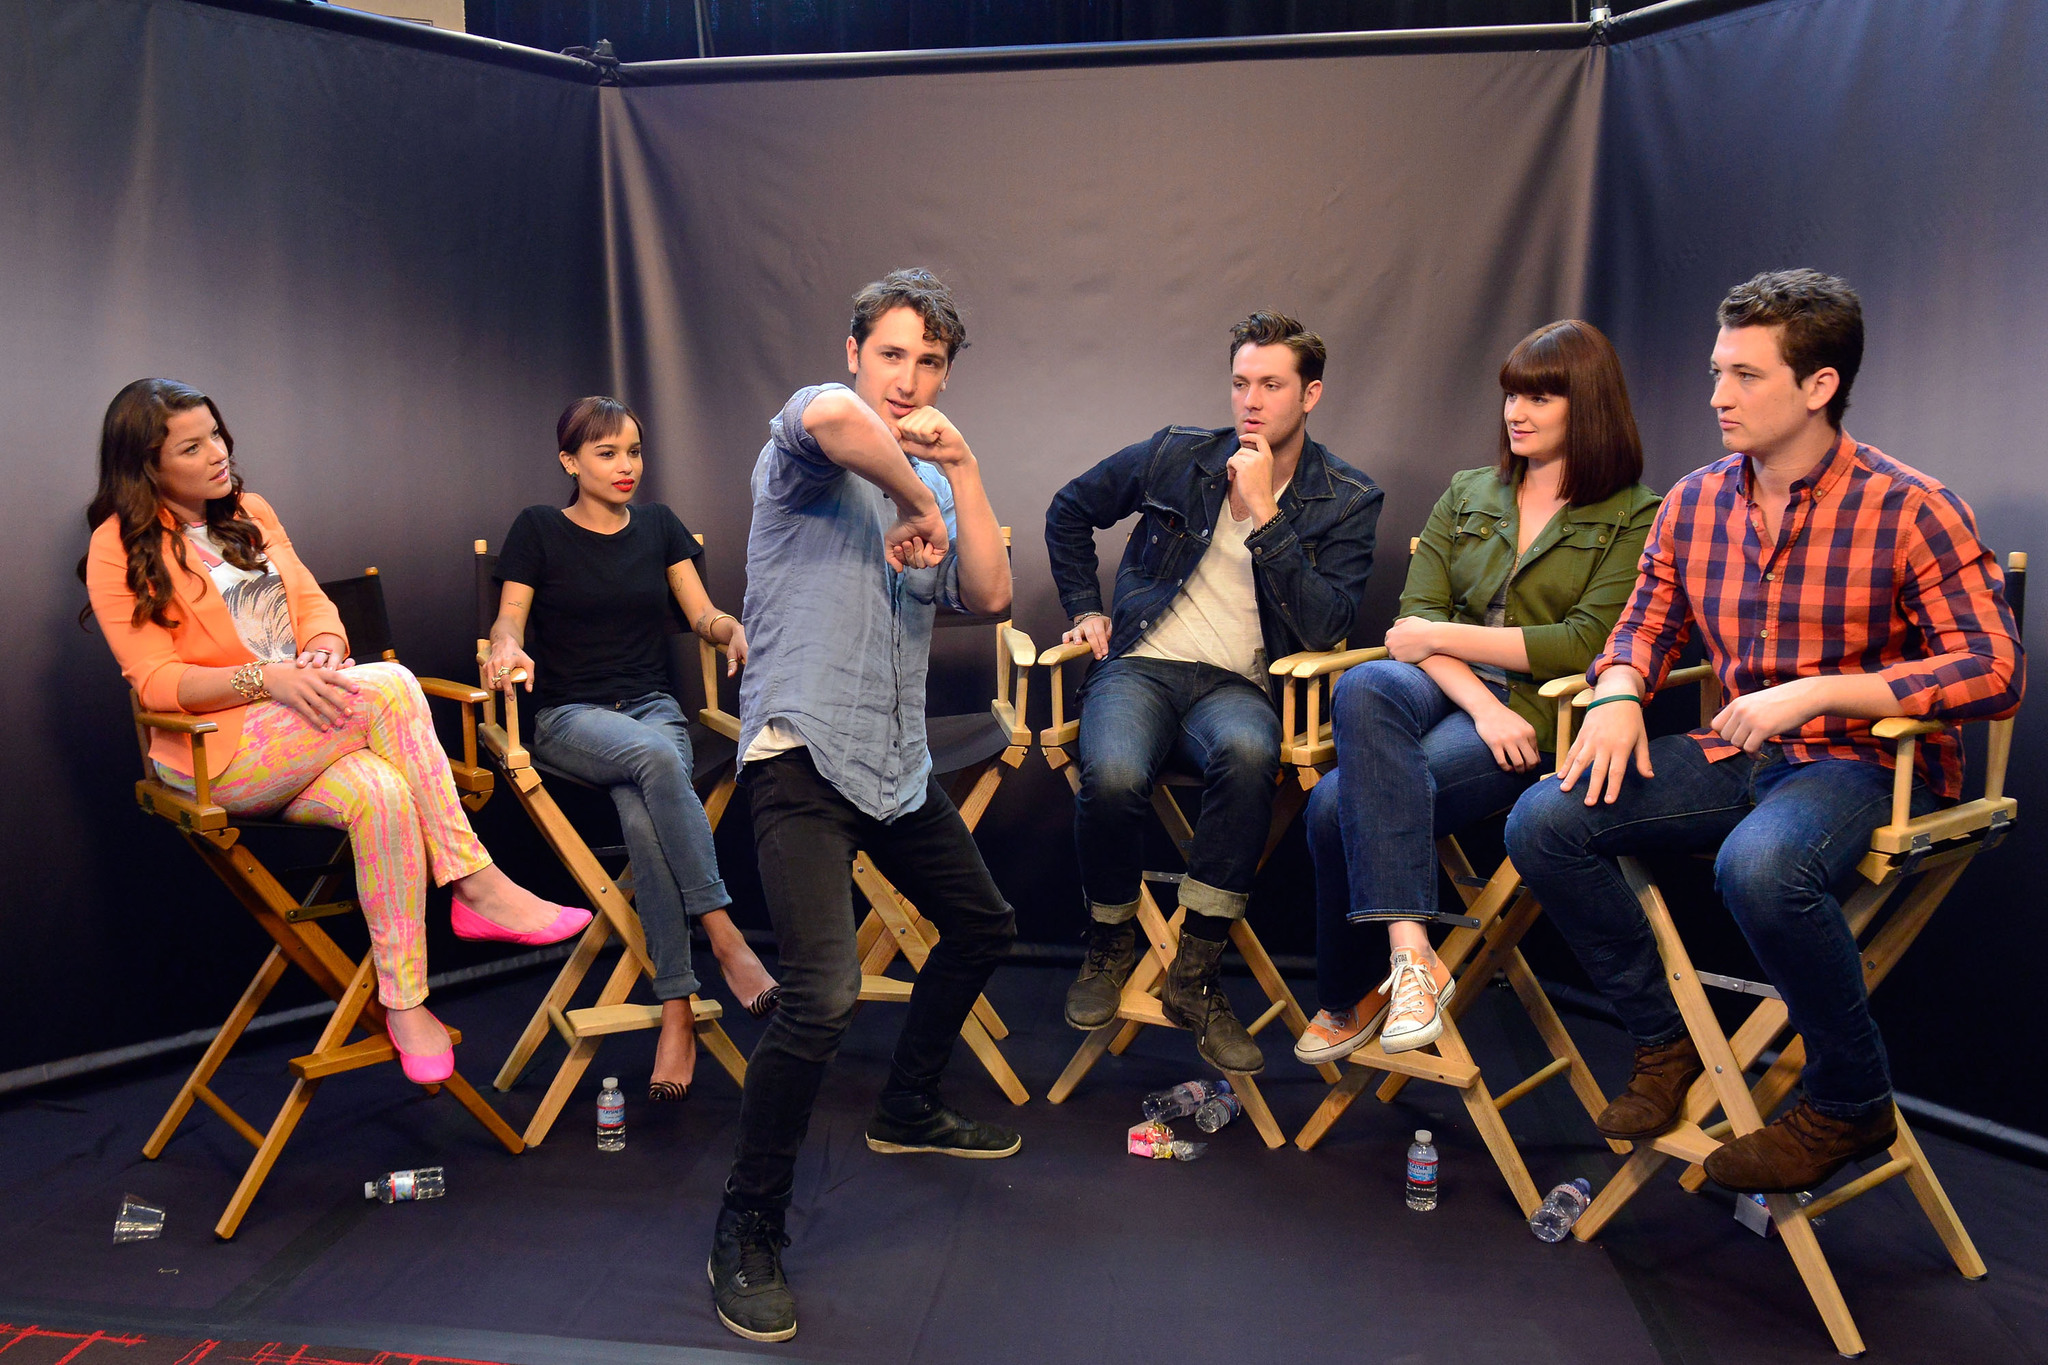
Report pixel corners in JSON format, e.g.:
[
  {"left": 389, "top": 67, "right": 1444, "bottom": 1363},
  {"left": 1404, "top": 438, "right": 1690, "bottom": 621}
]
[
  {"left": 1045, "top": 313, "right": 1382, "bottom": 1074},
  {"left": 708, "top": 269, "right": 1017, "bottom": 1344}
]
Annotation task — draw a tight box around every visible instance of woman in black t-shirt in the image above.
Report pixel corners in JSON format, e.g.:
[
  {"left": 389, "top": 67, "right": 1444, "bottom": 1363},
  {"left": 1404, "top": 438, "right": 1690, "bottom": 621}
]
[{"left": 487, "top": 397, "right": 778, "bottom": 1099}]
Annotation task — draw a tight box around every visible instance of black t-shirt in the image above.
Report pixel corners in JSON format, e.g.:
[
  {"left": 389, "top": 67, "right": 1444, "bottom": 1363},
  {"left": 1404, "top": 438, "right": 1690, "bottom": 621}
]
[{"left": 495, "top": 502, "right": 701, "bottom": 711}]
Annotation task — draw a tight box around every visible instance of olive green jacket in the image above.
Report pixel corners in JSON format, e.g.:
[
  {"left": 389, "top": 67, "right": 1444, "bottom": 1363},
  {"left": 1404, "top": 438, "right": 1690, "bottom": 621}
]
[{"left": 1397, "top": 467, "right": 1662, "bottom": 753}]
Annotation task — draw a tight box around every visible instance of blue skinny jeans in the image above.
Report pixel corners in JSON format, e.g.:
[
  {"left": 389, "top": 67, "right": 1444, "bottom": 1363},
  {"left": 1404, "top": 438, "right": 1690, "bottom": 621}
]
[
  {"left": 1505, "top": 736, "right": 1936, "bottom": 1120},
  {"left": 1306, "top": 660, "right": 1541, "bottom": 1008},
  {"left": 532, "top": 691, "right": 731, "bottom": 1000}
]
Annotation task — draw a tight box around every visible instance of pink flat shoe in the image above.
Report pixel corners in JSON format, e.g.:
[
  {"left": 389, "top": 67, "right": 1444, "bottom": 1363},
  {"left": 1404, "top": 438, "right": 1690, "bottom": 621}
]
[
  {"left": 385, "top": 1010, "right": 455, "bottom": 1086},
  {"left": 450, "top": 896, "right": 592, "bottom": 947}
]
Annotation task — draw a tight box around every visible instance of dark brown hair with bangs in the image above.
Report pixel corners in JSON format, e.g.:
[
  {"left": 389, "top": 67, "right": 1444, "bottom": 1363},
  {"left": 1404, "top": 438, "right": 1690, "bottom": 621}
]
[{"left": 1496, "top": 319, "right": 1643, "bottom": 504}]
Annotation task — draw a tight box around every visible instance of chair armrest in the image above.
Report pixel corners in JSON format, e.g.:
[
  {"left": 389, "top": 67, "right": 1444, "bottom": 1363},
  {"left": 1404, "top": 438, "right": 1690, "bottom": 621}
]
[
  {"left": 1872, "top": 717, "right": 1943, "bottom": 741},
  {"left": 134, "top": 710, "right": 221, "bottom": 736},
  {"left": 1539, "top": 675, "right": 1590, "bottom": 701},
  {"left": 418, "top": 676, "right": 490, "bottom": 705},
  {"left": 1037, "top": 639, "right": 1093, "bottom": 668},
  {"left": 1001, "top": 624, "right": 1037, "bottom": 669},
  {"left": 1289, "top": 647, "right": 1387, "bottom": 679}
]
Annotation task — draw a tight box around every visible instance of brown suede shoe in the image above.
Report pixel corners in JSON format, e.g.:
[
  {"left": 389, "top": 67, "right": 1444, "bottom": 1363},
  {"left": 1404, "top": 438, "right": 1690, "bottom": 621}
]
[
  {"left": 1594, "top": 1035, "right": 1705, "bottom": 1141},
  {"left": 1703, "top": 1100, "right": 1898, "bottom": 1194}
]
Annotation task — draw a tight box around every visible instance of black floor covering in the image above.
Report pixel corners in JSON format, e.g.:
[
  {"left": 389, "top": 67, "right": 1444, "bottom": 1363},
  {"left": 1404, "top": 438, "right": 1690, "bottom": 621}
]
[{"left": 2, "top": 958, "right": 2043, "bottom": 1365}]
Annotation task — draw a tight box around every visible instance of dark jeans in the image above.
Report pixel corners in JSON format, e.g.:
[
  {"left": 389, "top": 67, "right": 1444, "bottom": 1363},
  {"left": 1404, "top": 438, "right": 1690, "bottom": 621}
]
[
  {"left": 532, "top": 692, "right": 730, "bottom": 1000},
  {"left": 724, "top": 749, "right": 1016, "bottom": 1213},
  {"left": 1073, "top": 655, "right": 1281, "bottom": 920},
  {"left": 1505, "top": 737, "right": 1938, "bottom": 1120},
  {"left": 1306, "top": 660, "right": 1542, "bottom": 1007}
]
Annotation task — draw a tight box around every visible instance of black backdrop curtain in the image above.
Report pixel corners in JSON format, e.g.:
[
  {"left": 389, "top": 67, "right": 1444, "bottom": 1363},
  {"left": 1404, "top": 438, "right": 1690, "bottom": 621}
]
[{"left": 1591, "top": 0, "right": 2048, "bottom": 1137}]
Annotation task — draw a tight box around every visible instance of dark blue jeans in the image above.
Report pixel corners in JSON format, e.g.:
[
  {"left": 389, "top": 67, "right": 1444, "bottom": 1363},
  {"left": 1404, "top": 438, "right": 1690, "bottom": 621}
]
[
  {"left": 532, "top": 692, "right": 731, "bottom": 1001},
  {"left": 1073, "top": 655, "right": 1281, "bottom": 921},
  {"left": 1505, "top": 737, "right": 1938, "bottom": 1120},
  {"left": 1306, "top": 660, "right": 1542, "bottom": 1007}
]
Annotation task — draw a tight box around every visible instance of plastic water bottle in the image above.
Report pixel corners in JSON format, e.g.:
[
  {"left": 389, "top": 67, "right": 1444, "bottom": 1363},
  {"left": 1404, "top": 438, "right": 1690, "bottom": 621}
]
[
  {"left": 1530, "top": 1177, "right": 1593, "bottom": 1242},
  {"left": 597, "top": 1076, "right": 625, "bottom": 1152},
  {"left": 1193, "top": 1092, "right": 1243, "bottom": 1133},
  {"left": 1405, "top": 1130, "right": 1439, "bottom": 1211},
  {"left": 365, "top": 1167, "right": 445, "bottom": 1202},
  {"left": 1141, "top": 1078, "right": 1232, "bottom": 1121}
]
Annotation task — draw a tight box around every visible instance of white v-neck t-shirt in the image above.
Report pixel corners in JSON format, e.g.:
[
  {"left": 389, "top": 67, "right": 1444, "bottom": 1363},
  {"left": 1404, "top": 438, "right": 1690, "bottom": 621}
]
[{"left": 1128, "top": 487, "right": 1283, "bottom": 682}]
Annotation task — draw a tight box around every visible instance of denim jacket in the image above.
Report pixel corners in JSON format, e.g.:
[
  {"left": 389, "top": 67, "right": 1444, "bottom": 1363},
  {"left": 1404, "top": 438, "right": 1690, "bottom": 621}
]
[{"left": 1046, "top": 425, "right": 1382, "bottom": 685}]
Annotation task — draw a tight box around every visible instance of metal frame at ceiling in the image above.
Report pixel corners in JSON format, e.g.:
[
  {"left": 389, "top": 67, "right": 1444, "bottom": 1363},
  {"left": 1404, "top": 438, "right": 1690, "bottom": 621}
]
[{"left": 184, "top": 0, "right": 1784, "bottom": 86}]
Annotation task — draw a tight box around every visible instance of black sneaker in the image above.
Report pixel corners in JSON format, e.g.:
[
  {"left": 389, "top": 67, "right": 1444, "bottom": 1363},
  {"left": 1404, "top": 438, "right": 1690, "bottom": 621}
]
[
  {"left": 866, "top": 1098, "right": 1023, "bottom": 1158},
  {"left": 1065, "top": 920, "right": 1140, "bottom": 1030},
  {"left": 707, "top": 1206, "right": 796, "bottom": 1343}
]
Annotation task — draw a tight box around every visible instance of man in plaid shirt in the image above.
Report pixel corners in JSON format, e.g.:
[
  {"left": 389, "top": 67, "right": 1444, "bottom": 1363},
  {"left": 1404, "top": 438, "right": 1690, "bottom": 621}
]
[{"left": 1506, "top": 270, "right": 2023, "bottom": 1193}]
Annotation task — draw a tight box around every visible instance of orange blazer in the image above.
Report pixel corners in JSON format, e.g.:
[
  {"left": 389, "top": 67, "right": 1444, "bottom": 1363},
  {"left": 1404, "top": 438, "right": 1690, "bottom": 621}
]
[{"left": 87, "top": 492, "right": 347, "bottom": 776}]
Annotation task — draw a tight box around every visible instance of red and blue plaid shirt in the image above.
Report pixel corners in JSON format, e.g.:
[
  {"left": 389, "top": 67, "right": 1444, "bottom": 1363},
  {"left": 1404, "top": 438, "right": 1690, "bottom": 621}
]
[{"left": 1592, "top": 432, "right": 2023, "bottom": 799}]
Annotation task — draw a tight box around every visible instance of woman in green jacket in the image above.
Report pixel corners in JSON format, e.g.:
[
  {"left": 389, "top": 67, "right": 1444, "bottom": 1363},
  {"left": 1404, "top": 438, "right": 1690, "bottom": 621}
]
[{"left": 1297, "top": 320, "right": 1661, "bottom": 1061}]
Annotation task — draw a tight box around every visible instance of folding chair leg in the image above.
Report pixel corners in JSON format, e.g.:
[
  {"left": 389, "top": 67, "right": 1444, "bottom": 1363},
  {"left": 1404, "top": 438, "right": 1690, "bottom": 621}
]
[
  {"left": 497, "top": 912, "right": 614, "bottom": 1091},
  {"left": 1047, "top": 1023, "right": 1121, "bottom": 1104},
  {"left": 698, "top": 1017, "right": 749, "bottom": 1090},
  {"left": 1574, "top": 858, "right": 1866, "bottom": 1358},
  {"left": 1230, "top": 1073, "right": 1286, "bottom": 1149},
  {"left": 521, "top": 946, "right": 641, "bottom": 1147},
  {"left": 1293, "top": 1064, "right": 1376, "bottom": 1150},
  {"left": 1772, "top": 1199, "right": 1867, "bottom": 1358},
  {"left": 1890, "top": 1112, "right": 1988, "bottom": 1279},
  {"left": 1459, "top": 1074, "right": 1541, "bottom": 1217},
  {"left": 217, "top": 1075, "right": 323, "bottom": 1240},
  {"left": 958, "top": 1012, "right": 1031, "bottom": 1105},
  {"left": 1503, "top": 952, "right": 1624, "bottom": 1153},
  {"left": 216, "top": 952, "right": 379, "bottom": 1239},
  {"left": 852, "top": 857, "right": 1027, "bottom": 1100},
  {"left": 146, "top": 945, "right": 288, "bottom": 1160}
]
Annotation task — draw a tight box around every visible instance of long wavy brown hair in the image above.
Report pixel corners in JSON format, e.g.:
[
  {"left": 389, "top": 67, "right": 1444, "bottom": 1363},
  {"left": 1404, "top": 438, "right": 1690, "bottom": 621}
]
[{"left": 79, "top": 379, "right": 266, "bottom": 629}]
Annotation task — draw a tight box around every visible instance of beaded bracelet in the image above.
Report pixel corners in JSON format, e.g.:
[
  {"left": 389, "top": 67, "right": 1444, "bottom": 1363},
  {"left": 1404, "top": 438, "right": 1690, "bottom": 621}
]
[{"left": 230, "top": 661, "right": 270, "bottom": 703}]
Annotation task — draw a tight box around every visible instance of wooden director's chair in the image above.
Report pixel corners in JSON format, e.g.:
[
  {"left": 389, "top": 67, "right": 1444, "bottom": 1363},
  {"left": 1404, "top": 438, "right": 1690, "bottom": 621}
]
[
  {"left": 1285, "top": 648, "right": 1631, "bottom": 1213},
  {"left": 468, "top": 539, "right": 745, "bottom": 1146},
  {"left": 137, "top": 567, "right": 522, "bottom": 1240},
  {"left": 1558, "top": 551, "right": 2026, "bottom": 1359},
  {"left": 849, "top": 528, "right": 1037, "bottom": 1106},
  {"left": 1037, "top": 639, "right": 1347, "bottom": 1148}
]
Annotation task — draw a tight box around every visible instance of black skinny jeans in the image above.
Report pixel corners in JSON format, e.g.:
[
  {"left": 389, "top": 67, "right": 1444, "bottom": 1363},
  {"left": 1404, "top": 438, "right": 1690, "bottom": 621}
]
[{"left": 724, "top": 749, "right": 1017, "bottom": 1213}]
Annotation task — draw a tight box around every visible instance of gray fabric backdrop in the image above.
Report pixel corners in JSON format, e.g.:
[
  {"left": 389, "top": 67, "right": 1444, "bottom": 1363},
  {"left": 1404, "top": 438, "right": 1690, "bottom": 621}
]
[
  {"left": 601, "top": 46, "right": 1605, "bottom": 970},
  {"left": 0, "top": 0, "right": 608, "bottom": 1072}
]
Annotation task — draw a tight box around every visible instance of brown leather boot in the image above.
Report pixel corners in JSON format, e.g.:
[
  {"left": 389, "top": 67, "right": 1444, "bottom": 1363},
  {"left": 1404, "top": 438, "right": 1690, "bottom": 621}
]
[
  {"left": 1594, "top": 1035, "right": 1705, "bottom": 1141},
  {"left": 1160, "top": 934, "right": 1265, "bottom": 1075},
  {"left": 1703, "top": 1100, "right": 1898, "bottom": 1193}
]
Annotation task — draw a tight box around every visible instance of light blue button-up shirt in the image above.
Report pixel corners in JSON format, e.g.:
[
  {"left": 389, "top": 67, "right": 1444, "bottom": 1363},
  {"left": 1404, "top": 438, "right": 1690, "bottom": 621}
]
[{"left": 736, "top": 384, "right": 963, "bottom": 822}]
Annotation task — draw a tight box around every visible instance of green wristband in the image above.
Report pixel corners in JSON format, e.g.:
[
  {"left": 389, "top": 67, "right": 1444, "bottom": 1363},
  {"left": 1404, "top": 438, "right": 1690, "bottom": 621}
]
[{"left": 1585, "top": 693, "right": 1645, "bottom": 711}]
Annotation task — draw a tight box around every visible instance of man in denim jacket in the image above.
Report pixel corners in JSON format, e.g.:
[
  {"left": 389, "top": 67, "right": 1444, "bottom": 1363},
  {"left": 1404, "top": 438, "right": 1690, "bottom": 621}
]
[{"left": 1044, "top": 312, "right": 1381, "bottom": 1072}]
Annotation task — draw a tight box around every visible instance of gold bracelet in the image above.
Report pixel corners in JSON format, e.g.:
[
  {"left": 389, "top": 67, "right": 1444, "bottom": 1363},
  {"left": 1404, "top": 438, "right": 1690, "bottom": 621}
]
[
  {"left": 230, "top": 661, "right": 270, "bottom": 703},
  {"left": 701, "top": 612, "right": 736, "bottom": 641}
]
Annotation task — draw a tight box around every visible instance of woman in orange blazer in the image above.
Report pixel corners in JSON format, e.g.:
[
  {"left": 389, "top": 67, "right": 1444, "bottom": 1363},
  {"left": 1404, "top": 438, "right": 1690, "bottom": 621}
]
[{"left": 84, "top": 378, "right": 591, "bottom": 1084}]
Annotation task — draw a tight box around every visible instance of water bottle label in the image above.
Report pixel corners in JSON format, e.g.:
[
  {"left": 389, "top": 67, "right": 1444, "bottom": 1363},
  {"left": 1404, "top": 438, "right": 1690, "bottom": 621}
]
[
  {"left": 1406, "top": 1159, "right": 1437, "bottom": 1185},
  {"left": 391, "top": 1171, "right": 415, "bottom": 1200},
  {"left": 598, "top": 1101, "right": 624, "bottom": 1125}
]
